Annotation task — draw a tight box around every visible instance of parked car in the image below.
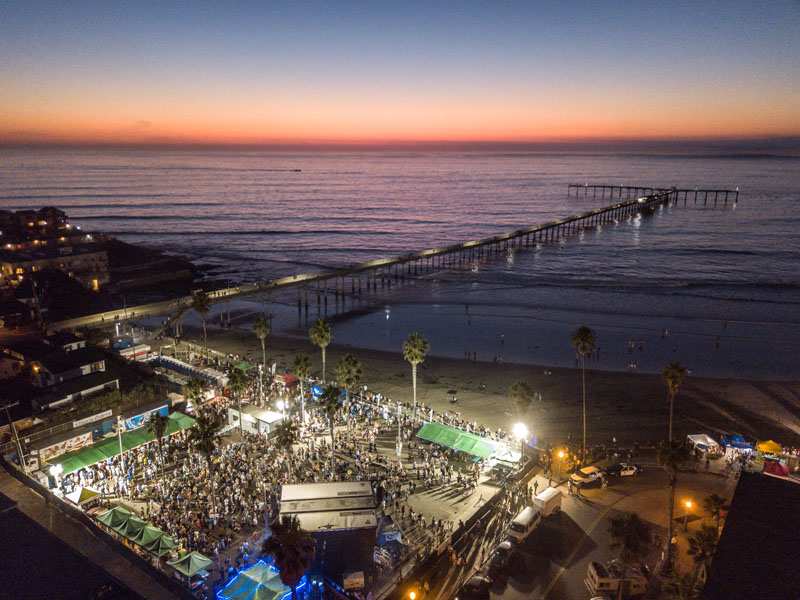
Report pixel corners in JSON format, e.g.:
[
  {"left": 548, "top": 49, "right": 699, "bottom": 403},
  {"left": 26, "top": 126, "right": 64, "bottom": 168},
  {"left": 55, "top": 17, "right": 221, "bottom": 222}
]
[
  {"left": 604, "top": 463, "right": 640, "bottom": 477},
  {"left": 488, "top": 540, "right": 513, "bottom": 575},
  {"left": 570, "top": 465, "right": 604, "bottom": 487},
  {"left": 457, "top": 574, "right": 492, "bottom": 599}
]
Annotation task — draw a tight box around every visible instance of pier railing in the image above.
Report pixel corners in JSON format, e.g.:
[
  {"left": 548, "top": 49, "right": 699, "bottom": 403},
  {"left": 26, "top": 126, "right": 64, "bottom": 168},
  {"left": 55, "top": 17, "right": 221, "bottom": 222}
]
[
  {"left": 49, "top": 185, "right": 723, "bottom": 330},
  {"left": 568, "top": 183, "right": 738, "bottom": 206}
]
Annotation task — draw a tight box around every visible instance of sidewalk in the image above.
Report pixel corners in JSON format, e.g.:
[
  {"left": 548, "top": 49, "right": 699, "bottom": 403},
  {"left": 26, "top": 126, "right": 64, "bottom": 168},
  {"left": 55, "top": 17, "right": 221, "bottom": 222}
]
[{"left": 0, "top": 466, "right": 178, "bottom": 600}]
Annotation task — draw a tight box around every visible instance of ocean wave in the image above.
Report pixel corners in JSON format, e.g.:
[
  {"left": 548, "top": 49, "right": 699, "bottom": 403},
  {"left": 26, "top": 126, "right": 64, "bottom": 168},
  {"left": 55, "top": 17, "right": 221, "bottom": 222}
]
[
  {"left": 0, "top": 192, "right": 188, "bottom": 200},
  {"left": 102, "top": 229, "right": 401, "bottom": 236}
]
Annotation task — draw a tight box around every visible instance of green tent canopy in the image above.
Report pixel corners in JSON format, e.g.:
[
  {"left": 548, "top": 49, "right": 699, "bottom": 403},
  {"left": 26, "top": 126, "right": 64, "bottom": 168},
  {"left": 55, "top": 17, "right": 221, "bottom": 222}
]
[
  {"left": 116, "top": 515, "right": 147, "bottom": 540},
  {"left": 168, "top": 551, "right": 213, "bottom": 578},
  {"left": 132, "top": 525, "right": 164, "bottom": 548},
  {"left": 218, "top": 561, "right": 292, "bottom": 600},
  {"left": 234, "top": 361, "right": 254, "bottom": 373},
  {"left": 55, "top": 412, "right": 196, "bottom": 475},
  {"left": 96, "top": 506, "right": 132, "bottom": 529},
  {"left": 146, "top": 533, "right": 177, "bottom": 558},
  {"left": 416, "top": 422, "right": 497, "bottom": 459}
]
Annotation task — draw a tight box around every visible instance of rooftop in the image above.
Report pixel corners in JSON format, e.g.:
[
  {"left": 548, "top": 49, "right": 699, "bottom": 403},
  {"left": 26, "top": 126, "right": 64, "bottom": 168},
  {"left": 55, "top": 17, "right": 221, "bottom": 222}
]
[
  {"left": 37, "top": 346, "right": 107, "bottom": 373},
  {"left": 0, "top": 492, "right": 143, "bottom": 600},
  {"left": 704, "top": 472, "right": 800, "bottom": 600}
]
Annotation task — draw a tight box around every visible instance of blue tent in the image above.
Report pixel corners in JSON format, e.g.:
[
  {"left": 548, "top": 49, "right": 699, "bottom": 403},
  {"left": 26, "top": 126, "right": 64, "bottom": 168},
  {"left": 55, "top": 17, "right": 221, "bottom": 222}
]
[{"left": 722, "top": 434, "right": 752, "bottom": 450}]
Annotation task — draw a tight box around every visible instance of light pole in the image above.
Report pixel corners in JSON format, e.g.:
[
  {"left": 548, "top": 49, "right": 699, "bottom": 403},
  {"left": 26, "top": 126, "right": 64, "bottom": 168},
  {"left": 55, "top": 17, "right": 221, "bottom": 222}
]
[
  {"left": 2, "top": 401, "right": 27, "bottom": 475},
  {"left": 513, "top": 422, "right": 529, "bottom": 465},
  {"left": 396, "top": 400, "right": 403, "bottom": 458}
]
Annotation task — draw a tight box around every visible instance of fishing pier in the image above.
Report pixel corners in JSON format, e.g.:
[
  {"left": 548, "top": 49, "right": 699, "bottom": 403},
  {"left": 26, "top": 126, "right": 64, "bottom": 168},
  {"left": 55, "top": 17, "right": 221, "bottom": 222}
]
[
  {"left": 49, "top": 185, "right": 739, "bottom": 331},
  {"left": 568, "top": 183, "right": 739, "bottom": 206}
]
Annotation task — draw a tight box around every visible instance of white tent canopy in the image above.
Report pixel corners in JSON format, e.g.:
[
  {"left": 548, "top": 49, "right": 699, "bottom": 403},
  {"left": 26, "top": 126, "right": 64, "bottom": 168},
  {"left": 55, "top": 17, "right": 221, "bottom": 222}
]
[{"left": 687, "top": 434, "right": 721, "bottom": 452}]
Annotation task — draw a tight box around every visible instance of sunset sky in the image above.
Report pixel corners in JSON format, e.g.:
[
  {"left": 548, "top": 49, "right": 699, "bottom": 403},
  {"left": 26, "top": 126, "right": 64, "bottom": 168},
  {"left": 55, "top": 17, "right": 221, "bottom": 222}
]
[{"left": 1, "top": 1, "right": 798, "bottom": 145}]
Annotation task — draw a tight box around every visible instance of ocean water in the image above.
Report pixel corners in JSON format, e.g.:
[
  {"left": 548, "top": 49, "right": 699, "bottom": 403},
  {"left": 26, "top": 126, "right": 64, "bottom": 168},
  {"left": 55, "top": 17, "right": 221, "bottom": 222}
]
[{"left": 1, "top": 148, "right": 799, "bottom": 379}]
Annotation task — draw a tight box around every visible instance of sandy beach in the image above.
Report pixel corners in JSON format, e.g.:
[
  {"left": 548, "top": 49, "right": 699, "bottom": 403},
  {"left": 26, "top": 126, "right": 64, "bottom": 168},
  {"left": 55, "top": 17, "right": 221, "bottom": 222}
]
[{"left": 175, "top": 323, "right": 800, "bottom": 448}]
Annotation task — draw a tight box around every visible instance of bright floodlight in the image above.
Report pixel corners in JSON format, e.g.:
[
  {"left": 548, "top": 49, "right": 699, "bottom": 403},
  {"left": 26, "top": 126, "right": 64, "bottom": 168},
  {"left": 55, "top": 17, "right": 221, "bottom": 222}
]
[
  {"left": 684, "top": 499, "right": 693, "bottom": 509},
  {"left": 512, "top": 422, "right": 529, "bottom": 440},
  {"left": 276, "top": 400, "right": 286, "bottom": 411},
  {"left": 557, "top": 449, "right": 566, "bottom": 459}
]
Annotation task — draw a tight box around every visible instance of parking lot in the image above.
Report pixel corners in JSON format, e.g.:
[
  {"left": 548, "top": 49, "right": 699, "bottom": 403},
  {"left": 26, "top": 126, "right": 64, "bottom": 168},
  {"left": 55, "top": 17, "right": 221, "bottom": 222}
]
[{"left": 464, "top": 454, "right": 737, "bottom": 600}]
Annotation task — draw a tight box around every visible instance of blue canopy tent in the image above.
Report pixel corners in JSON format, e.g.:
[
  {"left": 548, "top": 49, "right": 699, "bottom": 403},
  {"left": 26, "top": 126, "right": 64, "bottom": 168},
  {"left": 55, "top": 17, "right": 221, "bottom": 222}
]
[{"left": 722, "top": 434, "right": 753, "bottom": 450}]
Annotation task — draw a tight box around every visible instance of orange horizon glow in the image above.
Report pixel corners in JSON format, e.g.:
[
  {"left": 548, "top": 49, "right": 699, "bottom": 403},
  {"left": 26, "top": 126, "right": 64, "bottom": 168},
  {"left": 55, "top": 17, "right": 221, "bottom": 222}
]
[{"left": 2, "top": 3, "right": 798, "bottom": 147}]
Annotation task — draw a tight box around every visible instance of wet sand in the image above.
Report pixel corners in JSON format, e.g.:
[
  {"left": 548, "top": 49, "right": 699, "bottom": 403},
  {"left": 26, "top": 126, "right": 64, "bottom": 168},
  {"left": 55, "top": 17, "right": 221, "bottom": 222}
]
[{"left": 178, "top": 325, "right": 800, "bottom": 448}]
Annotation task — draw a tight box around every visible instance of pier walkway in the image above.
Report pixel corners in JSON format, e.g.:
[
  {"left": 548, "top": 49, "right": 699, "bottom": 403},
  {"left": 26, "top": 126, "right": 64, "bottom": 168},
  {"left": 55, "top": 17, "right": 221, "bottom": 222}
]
[{"left": 49, "top": 185, "right": 736, "bottom": 331}]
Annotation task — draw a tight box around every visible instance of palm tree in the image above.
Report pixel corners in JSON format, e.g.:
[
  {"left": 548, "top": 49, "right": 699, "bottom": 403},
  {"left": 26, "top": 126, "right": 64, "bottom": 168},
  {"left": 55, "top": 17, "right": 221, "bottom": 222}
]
[
  {"left": 191, "top": 290, "right": 211, "bottom": 360},
  {"left": 148, "top": 412, "right": 170, "bottom": 478},
  {"left": 509, "top": 381, "right": 534, "bottom": 416},
  {"left": 663, "top": 362, "right": 687, "bottom": 444},
  {"left": 184, "top": 378, "right": 205, "bottom": 407},
  {"left": 228, "top": 367, "right": 248, "bottom": 435},
  {"left": 320, "top": 384, "right": 341, "bottom": 471},
  {"left": 659, "top": 442, "right": 691, "bottom": 573},
  {"left": 703, "top": 493, "right": 725, "bottom": 533},
  {"left": 609, "top": 511, "right": 651, "bottom": 563},
  {"left": 402, "top": 332, "right": 429, "bottom": 421},
  {"left": 293, "top": 353, "right": 311, "bottom": 423},
  {"left": 254, "top": 313, "right": 270, "bottom": 368},
  {"left": 687, "top": 525, "right": 718, "bottom": 589},
  {"left": 335, "top": 353, "right": 363, "bottom": 420},
  {"left": 662, "top": 572, "right": 700, "bottom": 600},
  {"left": 262, "top": 515, "right": 316, "bottom": 600},
  {"left": 309, "top": 319, "right": 332, "bottom": 382},
  {"left": 188, "top": 410, "right": 223, "bottom": 473},
  {"left": 570, "top": 325, "right": 596, "bottom": 460},
  {"left": 273, "top": 419, "right": 299, "bottom": 482}
]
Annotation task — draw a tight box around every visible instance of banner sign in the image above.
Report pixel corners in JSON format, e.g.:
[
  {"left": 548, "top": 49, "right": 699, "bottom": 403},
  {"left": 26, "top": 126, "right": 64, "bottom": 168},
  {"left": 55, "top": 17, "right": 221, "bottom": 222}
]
[{"left": 73, "top": 409, "right": 113, "bottom": 429}]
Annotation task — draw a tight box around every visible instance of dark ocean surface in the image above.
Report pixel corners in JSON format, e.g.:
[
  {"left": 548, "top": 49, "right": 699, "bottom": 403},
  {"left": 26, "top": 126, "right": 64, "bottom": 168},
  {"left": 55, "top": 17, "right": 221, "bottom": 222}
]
[{"left": 1, "top": 148, "right": 798, "bottom": 379}]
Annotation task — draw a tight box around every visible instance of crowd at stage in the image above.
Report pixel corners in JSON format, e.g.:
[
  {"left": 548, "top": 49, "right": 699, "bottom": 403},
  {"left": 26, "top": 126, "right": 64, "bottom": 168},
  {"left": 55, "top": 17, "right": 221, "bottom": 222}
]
[{"left": 57, "top": 380, "right": 514, "bottom": 569}]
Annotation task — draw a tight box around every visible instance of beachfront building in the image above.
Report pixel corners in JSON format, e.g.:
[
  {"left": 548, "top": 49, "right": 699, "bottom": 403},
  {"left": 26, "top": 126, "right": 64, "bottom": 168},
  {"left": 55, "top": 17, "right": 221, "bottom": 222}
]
[
  {"left": 0, "top": 207, "right": 108, "bottom": 290},
  {"left": 0, "top": 339, "right": 119, "bottom": 411},
  {"left": 0, "top": 243, "right": 109, "bottom": 290}
]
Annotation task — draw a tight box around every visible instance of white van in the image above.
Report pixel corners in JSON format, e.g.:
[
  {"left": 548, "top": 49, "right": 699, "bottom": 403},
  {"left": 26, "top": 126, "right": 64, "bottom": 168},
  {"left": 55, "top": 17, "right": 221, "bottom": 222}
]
[
  {"left": 585, "top": 561, "right": 647, "bottom": 598},
  {"left": 507, "top": 506, "right": 541, "bottom": 543},
  {"left": 534, "top": 487, "right": 562, "bottom": 517}
]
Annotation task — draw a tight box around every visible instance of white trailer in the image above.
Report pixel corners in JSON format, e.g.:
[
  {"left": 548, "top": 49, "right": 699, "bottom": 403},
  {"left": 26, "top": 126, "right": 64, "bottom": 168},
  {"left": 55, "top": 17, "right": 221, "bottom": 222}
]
[{"left": 533, "top": 487, "right": 562, "bottom": 517}]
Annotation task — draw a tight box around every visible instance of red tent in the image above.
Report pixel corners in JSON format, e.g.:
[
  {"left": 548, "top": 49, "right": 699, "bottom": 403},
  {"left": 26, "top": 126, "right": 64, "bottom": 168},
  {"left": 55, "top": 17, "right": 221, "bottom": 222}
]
[{"left": 763, "top": 459, "right": 790, "bottom": 478}]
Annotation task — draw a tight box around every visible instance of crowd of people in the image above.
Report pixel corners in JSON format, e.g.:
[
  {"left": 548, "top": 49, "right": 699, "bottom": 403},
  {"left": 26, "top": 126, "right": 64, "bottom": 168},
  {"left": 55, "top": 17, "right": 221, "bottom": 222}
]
[{"left": 55, "top": 371, "right": 529, "bottom": 599}]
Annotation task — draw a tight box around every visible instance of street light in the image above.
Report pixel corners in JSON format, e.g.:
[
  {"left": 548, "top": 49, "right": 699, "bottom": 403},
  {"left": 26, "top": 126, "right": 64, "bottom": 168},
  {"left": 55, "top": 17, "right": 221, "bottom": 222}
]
[
  {"left": 409, "top": 592, "right": 416, "bottom": 600},
  {"left": 555, "top": 448, "right": 567, "bottom": 481},
  {"left": 513, "top": 422, "right": 529, "bottom": 464},
  {"left": 683, "top": 498, "right": 694, "bottom": 531}
]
